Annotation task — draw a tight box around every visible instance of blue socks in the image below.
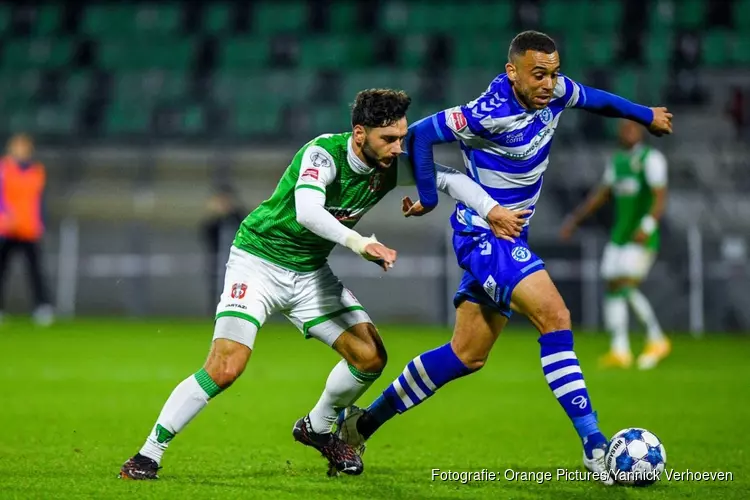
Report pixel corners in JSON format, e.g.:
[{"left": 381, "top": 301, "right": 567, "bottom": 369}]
[
  {"left": 539, "top": 330, "right": 607, "bottom": 454},
  {"left": 358, "top": 343, "right": 471, "bottom": 438}
]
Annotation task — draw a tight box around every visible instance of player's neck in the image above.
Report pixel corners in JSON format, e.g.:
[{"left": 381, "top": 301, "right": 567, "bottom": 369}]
[
  {"left": 511, "top": 85, "right": 534, "bottom": 112},
  {"left": 347, "top": 137, "right": 374, "bottom": 175}
]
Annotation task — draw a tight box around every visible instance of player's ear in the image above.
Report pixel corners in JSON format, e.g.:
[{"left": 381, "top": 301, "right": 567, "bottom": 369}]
[
  {"left": 353, "top": 124, "right": 366, "bottom": 146},
  {"left": 506, "top": 62, "right": 517, "bottom": 83}
]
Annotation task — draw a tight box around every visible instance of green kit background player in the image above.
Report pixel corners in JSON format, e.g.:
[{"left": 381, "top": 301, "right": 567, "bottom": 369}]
[
  {"left": 561, "top": 119, "right": 671, "bottom": 370},
  {"left": 119, "top": 89, "right": 502, "bottom": 479}
]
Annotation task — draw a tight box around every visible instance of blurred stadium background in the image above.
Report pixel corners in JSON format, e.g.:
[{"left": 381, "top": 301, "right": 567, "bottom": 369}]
[{"left": 2, "top": 0, "right": 749, "bottom": 333}]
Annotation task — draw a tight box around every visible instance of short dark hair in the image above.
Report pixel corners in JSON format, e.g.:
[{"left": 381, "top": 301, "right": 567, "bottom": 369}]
[
  {"left": 508, "top": 31, "right": 557, "bottom": 61},
  {"left": 351, "top": 89, "right": 411, "bottom": 128}
]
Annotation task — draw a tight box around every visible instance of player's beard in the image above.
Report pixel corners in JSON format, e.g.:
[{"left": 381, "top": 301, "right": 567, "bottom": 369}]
[{"left": 362, "top": 140, "right": 392, "bottom": 170}]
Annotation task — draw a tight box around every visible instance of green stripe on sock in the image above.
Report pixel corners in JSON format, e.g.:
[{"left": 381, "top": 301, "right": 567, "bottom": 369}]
[
  {"left": 215, "top": 311, "right": 261, "bottom": 329},
  {"left": 194, "top": 368, "right": 222, "bottom": 398},
  {"left": 606, "top": 289, "right": 629, "bottom": 298},
  {"left": 348, "top": 363, "right": 381, "bottom": 382},
  {"left": 302, "top": 305, "right": 366, "bottom": 338}
]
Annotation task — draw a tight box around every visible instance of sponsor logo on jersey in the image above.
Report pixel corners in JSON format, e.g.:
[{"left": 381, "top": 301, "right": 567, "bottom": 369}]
[
  {"left": 505, "top": 131, "right": 524, "bottom": 144},
  {"left": 230, "top": 283, "right": 247, "bottom": 299},
  {"left": 301, "top": 168, "right": 319, "bottom": 181},
  {"left": 326, "top": 206, "right": 368, "bottom": 221},
  {"left": 446, "top": 110, "right": 468, "bottom": 132},
  {"left": 226, "top": 303, "right": 247, "bottom": 310},
  {"left": 614, "top": 178, "right": 640, "bottom": 195},
  {"left": 511, "top": 246, "right": 532, "bottom": 262}
]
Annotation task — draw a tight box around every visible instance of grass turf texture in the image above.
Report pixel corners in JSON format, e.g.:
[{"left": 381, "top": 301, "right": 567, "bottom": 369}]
[{"left": 0, "top": 318, "right": 747, "bottom": 499}]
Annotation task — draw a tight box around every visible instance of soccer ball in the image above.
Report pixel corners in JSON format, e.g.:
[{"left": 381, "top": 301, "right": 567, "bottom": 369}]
[
  {"left": 605, "top": 428, "right": 667, "bottom": 486},
  {"left": 334, "top": 406, "right": 367, "bottom": 455}
]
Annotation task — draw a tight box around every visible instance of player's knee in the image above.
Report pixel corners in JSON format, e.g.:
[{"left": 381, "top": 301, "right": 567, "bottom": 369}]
[
  {"left": 357, "top": 339, "right": 388, "bottom": 373},
  {"left": 204, "top": 340, "right": 251, "bottom": 388},
  {"left": 348, "top": 325, "right": 388, "bottom": 373},
  {"left": 536, "top": 306, "right": 571, "bottom": 333}
]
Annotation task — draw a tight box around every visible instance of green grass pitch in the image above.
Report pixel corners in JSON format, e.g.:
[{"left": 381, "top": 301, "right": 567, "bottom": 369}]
[{"left": 0, "top": 318, "right": 748, "bottom": 499}]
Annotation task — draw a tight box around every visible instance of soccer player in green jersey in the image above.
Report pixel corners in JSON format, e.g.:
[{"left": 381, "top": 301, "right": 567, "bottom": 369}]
[
  {"left": 561, "top": 119, "right": 670, "bottom": 370},
  {"left": 119, "top": 89, "right": 517, "bottom": 479}
]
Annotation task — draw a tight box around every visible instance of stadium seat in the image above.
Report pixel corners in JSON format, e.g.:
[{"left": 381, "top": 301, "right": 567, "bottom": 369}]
[
  {"left": 99, "top": 39, "right": 196, "bottom": 71},
  {"left": 0, "top": 4, "right": 10, "bottom": 33},
  {"left": 63, "top": 72, "right": 94, "bottom": 106},
  {"left": 674, "top": 0, "right": 705, "bottom": 30},
  {"left": 2, "top": 39, "right": 73, "bottom": 70},
  {"left": 610, "top": 66, "right": 639, "bottom": 101},
  {"left": 329, "top": 1, "right": 359, "bottom": 33},
  {"left": 451, "top": 34, "right": 511, "bottom": 69},
  {"left": 399, "top": 34, "right": 430, "bottom": 68},
  {"left": 702, "top": 31, "right": 730, "bottom": 68},
  {"left": 643, "top": 32, "right": 673, "bottom": 66},
  {"left": 203, "top": 3, "right": 232, "bottom": 33},
  {"left": 735, "top": 0, "right": 750, "bottom": 30},
  {"left": 113, "top": 71, "right": 188, "bottom": 104},
  {"left": 542, "top": 0, "right": 589, "bottom": 35},
  {"left": 82, "top": 4, "right": 181, "bottom": 38},
  {"left": 253, "top": 1, "right": 309, "bottom": 34},
  {"left": 219, "top": 38, "right": 271, "bottom": 70},
  {"left": 0, "top": 71, "right": 42, "bottom": 106},
  {"left": 104, "top": 101, "right": 153, "bottom": 135},
  {"left": 32, "top": 4, "right": 62, "bottom": 35},
  {"left": 35, "top": 104, "right": 79, "bottom": 135},
  {"left": 729, "top": 35, "right": 750, "bottom": 65},
  {"left": 298, "top": 36, "right": 374, "bottom": 70},
  {"left": 234, "top": 102, "right": 282, "bottom": 135},
  {"left": 583, "top": 35, "right": 616, "bottom": 67},
  {"left": 586, "top": 0, "right": 623, "bottom": 32}
]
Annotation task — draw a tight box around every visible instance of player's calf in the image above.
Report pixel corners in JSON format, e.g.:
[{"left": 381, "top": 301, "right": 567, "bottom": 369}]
[
  {"left": 349, "top": 302, "right": 501, "bottom": 442},
  {"left": 121, "top": 323, "right": 254, "bottom": 476},
  {"left": 512, "top": 271, "right": 613, "bottom": 485}
]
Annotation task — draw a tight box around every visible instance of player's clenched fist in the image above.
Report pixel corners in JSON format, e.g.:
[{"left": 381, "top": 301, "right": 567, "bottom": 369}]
[
  {"left": 363, "top": 242, "right": 397, "bottom": 271},
  {"left": 486, "top": 205, "right": 532, "bottom": 243},
  {"left": 648, "top": 107, "right": 673, "bottom": 137}
]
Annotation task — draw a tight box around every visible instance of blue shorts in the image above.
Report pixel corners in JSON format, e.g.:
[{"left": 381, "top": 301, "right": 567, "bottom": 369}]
[{"left": 452, "top": 230, "right": 546, "bottom": 318}]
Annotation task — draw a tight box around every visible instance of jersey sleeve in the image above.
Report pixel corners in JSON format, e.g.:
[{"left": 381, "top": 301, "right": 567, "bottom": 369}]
[
  {"left": 644, "top": 149, "right": 668, "bottom": 188},
  {"left": 294, "top": 145, "right": 337, "bottom": 194},
  {"left": 554, "top": 75, "right": 584, "bottom": 108}
]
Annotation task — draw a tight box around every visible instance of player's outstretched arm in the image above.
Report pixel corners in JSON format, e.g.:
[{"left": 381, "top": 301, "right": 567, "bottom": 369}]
[
  {"left": 294, "top": 146, "right": 396, "bottom": 270},
  {"left": 406, "top": 112, "right": 460, "bottom": 212},
  {"left": 570, "top": 79, "right": 673, "bottom": 136}
]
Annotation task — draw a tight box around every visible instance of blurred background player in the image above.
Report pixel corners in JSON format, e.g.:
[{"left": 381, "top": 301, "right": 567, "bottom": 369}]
[
  {"left": 0, "top": 133, "right": 54, "bottom": 326},
  {"left": 560, "top": 120, "right": 670, "bottom": 370}
]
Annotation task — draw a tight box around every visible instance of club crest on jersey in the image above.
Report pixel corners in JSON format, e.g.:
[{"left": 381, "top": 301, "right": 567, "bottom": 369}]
[
  {"left": 369, "top": 173, "right": 383, "bottom": 192},
  {"left": 230, "top": 283, "right": 247, "bottom": 299},
  {"left": 511, "top": 246, "right": 532, "bottom": 262},
  {"left": 539, "top": 107, "right": 553, "bottom": 125},
  {"left": 446, "top": 110, "right": 468, "bottom": 132}
]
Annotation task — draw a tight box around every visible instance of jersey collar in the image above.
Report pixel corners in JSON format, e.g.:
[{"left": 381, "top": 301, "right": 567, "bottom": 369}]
[{"left": 347, "top": 137, "right": 374, "bottom": 175}]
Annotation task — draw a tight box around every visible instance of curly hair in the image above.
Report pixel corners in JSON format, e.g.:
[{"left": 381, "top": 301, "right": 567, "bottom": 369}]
[
  {"left": 508, "top": 30, "right": 557, "bottom": 61},
  {"left": 351, "top": 89, "right": 412, "bottom": 128}
]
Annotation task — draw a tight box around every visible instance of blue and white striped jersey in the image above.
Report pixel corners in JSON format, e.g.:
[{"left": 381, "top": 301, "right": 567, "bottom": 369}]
[{"left": 430, "top": 73, "right": 584, "bottom": 232}]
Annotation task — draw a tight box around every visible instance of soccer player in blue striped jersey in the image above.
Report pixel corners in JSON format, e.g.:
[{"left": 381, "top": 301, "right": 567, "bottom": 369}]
[{"left": 338, "top": 31, "right": 673, "bottom": 484}]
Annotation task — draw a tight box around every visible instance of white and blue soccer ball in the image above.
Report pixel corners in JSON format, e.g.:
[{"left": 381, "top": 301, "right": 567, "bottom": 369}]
[
  {"left": 334, "top": 406, "right": 367, "bottom": 455},
  {"left": 605, "top": 428, "right": 667, "bottom": 486}
]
